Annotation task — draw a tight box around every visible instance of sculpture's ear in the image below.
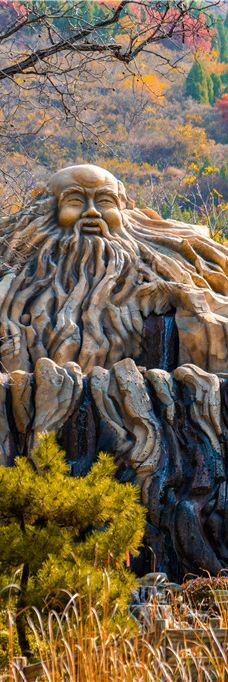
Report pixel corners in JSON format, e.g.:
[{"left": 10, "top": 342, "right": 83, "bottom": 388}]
[{"left": 118, "top": 180, "right": 135, "bottom": 209}]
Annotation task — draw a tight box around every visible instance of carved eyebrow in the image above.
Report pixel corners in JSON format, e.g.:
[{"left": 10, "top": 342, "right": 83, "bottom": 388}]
[
  {"left": 95, "top": 189, "right": 120, "bottom": 206},
  {"left": 58, "top": 187, "right": 85, "bottom": 205},
  {"left": 58, "top": 186, "right": 121, "bottom": 208}
]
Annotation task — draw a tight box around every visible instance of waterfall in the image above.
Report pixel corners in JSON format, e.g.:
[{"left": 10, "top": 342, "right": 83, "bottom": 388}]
[{"left": 160, "top": 314, "right": 176, "bottom": 371}]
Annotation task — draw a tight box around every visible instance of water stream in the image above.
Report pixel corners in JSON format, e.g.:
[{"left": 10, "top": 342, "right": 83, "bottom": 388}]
[{"left": 160, "top": 313, "right": 177, "bottom": 371}]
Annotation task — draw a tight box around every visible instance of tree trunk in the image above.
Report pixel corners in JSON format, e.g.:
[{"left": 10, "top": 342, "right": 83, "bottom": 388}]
[{"left": 16, "top": 562, "right": 30, "bottom": 658}]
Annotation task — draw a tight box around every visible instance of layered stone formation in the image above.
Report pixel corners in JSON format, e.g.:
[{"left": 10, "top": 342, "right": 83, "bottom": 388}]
[{"left": 0, "top": 163, "right": 227, "bottom": 580}]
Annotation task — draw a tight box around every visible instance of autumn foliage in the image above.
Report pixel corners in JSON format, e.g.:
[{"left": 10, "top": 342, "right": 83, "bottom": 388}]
[
  {"left": 0, "top": 0, "right": 226, "bottom": 238},
  {"left": 215, "top": 93, "right": 228, "bottom": 121}
]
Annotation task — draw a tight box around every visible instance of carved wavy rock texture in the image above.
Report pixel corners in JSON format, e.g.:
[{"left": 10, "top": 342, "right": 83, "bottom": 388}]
[
  {"left": 33, "top": 359, "right": 83, "bottom": 444},
  {"left": 174, "top": 364, "right": 222, "bottom": 450},
  {"left": 90, "top": 360, "right": 227, "bottom": 576},
  {"left": 0, "top": 185, "right": 227, "bottom": 376},
  {"left": 0, "top": 357, "right": 225, "bottom": 577},
  {"left": 10, "top": 370, "right": 33, "bottom": 432},
  {"left": 90, "top": 358, "right": 161, "bottom": 504},
  {"left": 0, "top": 372, "right": 11, "bottom": 465},
  {"left": 0, "top": 164, "right": 227, "bottom": 578}
]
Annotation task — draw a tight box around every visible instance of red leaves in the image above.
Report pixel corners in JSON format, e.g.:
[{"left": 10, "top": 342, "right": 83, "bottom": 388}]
[
  {"left": 215, "top": 93, "right": 228, "bottom": 121},
  {"left": 98, "top": 2, "right": 212, "bottom": 51}
]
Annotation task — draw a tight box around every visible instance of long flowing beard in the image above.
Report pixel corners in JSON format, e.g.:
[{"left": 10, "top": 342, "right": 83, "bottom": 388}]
[
  {"left": 48, "top": 224, "right": 144, "bottom": 371},
  {"left": 0, "top": 219, "right": 148, "bottom": 372}
]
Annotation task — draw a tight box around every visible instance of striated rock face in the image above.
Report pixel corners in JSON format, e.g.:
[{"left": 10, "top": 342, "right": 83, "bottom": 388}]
[
  {"left": 0, "top": 357, "right": 227, "bottom": 579},
  {"left": 0, "top": 162, "right": 227, "bottom": 580}
]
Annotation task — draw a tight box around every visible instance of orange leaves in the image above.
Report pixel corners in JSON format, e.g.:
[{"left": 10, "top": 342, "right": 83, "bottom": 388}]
[
  {"left": 200, "top": 49, "right": 228, "bottom": 76},
  {"left": 140, "top": 74, "right": 167, "bottom": 99},
  {"left": 31, "top": 187, "right": 42, "bottom": 199},
  {"left": 123, "top": 72, "right": 168, "bottom": 101}
]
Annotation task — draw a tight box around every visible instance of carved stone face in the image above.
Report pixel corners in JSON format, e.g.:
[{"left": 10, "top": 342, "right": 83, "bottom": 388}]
[{"left": 50, "top": 164, "right": 124, "bottom": 235}]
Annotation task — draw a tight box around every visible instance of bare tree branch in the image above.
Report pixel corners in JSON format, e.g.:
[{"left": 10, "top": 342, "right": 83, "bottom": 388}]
[
  {"left": 0, "top": 0, "right": 221, "bottom": 80},
  {"left": 0, "top": 1, "right": 129, "bottom": 80}
]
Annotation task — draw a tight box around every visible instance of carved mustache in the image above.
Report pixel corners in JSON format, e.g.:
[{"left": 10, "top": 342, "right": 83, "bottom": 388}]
[{"left": 75, "top": 217, "right": 111, "bottom": 238}]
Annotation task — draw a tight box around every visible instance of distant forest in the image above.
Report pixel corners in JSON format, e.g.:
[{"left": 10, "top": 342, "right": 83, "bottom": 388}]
[{"left": 0, "top": 0, "right": 227, "bottom": 240}]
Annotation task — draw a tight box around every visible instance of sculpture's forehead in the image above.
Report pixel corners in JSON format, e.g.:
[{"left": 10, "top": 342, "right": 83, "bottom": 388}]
[{"left": 49, "top": 164, "right": 119, "bottom": 196}]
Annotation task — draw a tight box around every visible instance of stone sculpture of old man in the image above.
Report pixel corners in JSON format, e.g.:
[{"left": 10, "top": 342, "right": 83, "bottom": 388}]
[{"left": 0, "top": 163, "right": 227, "bottom": 580}]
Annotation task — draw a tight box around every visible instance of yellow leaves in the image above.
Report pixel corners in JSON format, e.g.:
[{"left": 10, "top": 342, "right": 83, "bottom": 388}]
[
  {"left": 218, "top": 203, "right": 228, "bottom": 210},
  {"left": 202, "top": 166, "right": 219, "bottom": 175},
  {"left": 26, "top": 111, "right": 46, "bottom": 127},
  {"left": 200, "top": 50, "right": 228, "bottom": 75},
  {"left": 96, "top": 156, "right": 152, "bottom": 182},
  {"left": 176, "top": 123, "right": 207, "bottom": 144},
  {"left": 212, "top": 188, "right": 223, "bottom": 197},
  {"left": 115, "top": 14, "right": 134, "bottom": 44},
  {"left": 14, "top": 76, "right": 25, "bottom": 86},
  {"left": 175, "top": 123, "right": 209, "bottom": 161},
  {"left": 183, "top": 176, "right": 197, "bottom": 185},
  {"left": 14, "top": 73, "right": 39, "bottom": 89},
  {"left": 141, "top": 74, "right": 165, "bottom": 91},
  {"left": 10, "top": 201, "right": 23, "bottom": 214},
  {"left": 27, "top": 112, "right": 37, "bottom": 121},
  {"left": 190, "top": 162, "right": 199, "bottom": 171},
  {"left": 187, "top": 162, "right": 220, "bottom": 180},
  {"left": 119, "top": 16, "right": 133, "bottom": 29},
  {"left": 123, "top": 73, "right": 168, "bottom": 101},
  {"left": 10, "top": 152, "right": 26, "bottom": 163},
  {"left": 183, "top": 164, "right": 222, "bottom": 192},
  {"left": 115, "top": 32, "right": 129, "bottom": 46},
  {"left": 213, "top": 230, "right": 227, "bottom": 244}
]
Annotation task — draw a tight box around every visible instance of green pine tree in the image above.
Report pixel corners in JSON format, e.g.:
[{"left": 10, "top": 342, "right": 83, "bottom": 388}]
[
  {"left": 0, "top": 434, "right": 146, "bottom": 657},
  {"left": 211, "top": 72, "right": 222, "bottom": 99},
  {"left": 206, "top": 73, "right": 214, "bottom": 104},
  {"left": 185, "top": 59, "right": 209, "bottom": 104},
  {"left": 217, "top": 17, "right": 228, "bottom": 63},
  {"left": 221, "top": 68, "right": 228, "bottom": 94}
]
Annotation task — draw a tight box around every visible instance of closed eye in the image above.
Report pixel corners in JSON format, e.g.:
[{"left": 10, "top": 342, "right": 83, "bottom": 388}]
[
  {"left": 60, "top": 196, "right": 84, "bottom": 207},
  {"left": 96, "top": 197, "right": 116, "bottom": 207},
  {"left": 67, "top": 198, "right": 84, "bottom": 205}
]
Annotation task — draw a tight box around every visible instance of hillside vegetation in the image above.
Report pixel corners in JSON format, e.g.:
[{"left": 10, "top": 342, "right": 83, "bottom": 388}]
[{"left": 0, "top": 1, "right": 227, "bottom": 239}]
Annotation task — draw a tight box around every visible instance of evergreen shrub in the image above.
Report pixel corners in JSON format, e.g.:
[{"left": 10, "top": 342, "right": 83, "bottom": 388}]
[{"left": 0, "top": 433, "right": 146, "bottom": 656}]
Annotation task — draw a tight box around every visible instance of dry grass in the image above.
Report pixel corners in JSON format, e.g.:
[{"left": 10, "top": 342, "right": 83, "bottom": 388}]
[{"left": 2, "top": 577, "right": 228, "bottom": 682}]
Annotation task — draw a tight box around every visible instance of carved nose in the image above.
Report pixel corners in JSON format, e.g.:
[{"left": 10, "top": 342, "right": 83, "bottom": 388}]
[{"left": 82, "top": 198, "right": 101, "bottom": 218}]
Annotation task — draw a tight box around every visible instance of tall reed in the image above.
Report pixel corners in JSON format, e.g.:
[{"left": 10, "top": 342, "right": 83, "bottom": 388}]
[{"left": 3, "top": 577, "right": 227, "bottom": 682}]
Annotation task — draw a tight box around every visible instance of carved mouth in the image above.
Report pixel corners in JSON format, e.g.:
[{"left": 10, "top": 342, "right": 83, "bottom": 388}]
[{"left": 80, "top": 222, "right": 101, "bottom": 234}]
